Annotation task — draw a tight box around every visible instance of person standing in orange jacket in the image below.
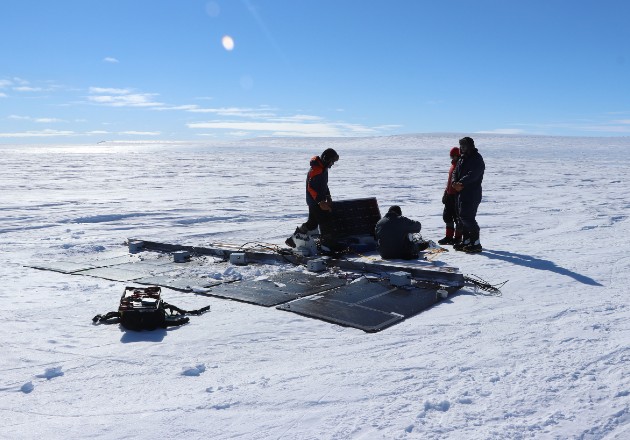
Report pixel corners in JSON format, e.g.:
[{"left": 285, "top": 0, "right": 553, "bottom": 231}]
[{"left": 285, "top": 148, "right": 339, "bottom": 248}]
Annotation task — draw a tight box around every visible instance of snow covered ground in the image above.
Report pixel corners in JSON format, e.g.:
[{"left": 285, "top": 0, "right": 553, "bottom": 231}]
[{"left": 0, "top": 134, "right": 628, "bottom": 439}]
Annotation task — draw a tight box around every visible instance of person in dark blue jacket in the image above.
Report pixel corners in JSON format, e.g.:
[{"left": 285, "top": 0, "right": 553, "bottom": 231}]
[
  {"left": 451, "top": 137, "right": 485, "bottom": 253},
  {"left": 285, "top": 148, "right": 339, "bottom": 248},
  {"left": 374, "top": 205, "right": 424, "bottom": 260}
]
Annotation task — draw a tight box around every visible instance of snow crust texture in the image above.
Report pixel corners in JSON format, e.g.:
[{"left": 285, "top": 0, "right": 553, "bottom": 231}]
[{"left": 0, "top": 134, "right": 628, "bottom": 439}]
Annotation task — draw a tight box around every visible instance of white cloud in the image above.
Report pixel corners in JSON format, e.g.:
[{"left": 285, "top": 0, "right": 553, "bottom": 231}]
[
  {"left": 35, "top": 118, "right": 65, "bottom": 123},
  {"left": 7, "top": 115, "right": 64, "bottom": 123},
  {"left": 89, "top": 87, "right": 131, "bottom": 94},
  {"left": 155, "top": 104, "right": 201, "bottom": 111},
  {"left": 0, "top": 92, "right": 6, "bottom": 98},
  {"left": 186, "top": 106, "right": 276, "bottom": 118},
  {"left": 0, "top": 128, "right": 160, "bottom": 138},
  {"left": 14, "top": 86, "right": 43, "bottom": 92},
  {"left": 118, "top": 131, "right": 161, "bottom": 136},
  {"left": 611, "top": 119, "right": 630, "bottom": 124},
  {"left": 187, "top": 120, "right": 377, "bottom": 137},
  {"left": 374, "top": 124, "right": 403, "bottom": 130},
  {"left": 272, "top": 114, "right": 324, "bottom": 122},
  {"left": 103, "top": 57, "right": 119, "bottom": 63},
  {"left": 580, "top": 124, "right": 630, "bottom": 133},
  {"left": 477, "top": 128, "right": 526, "bottom": 135},
  {"left": 87, "top": 87, "right": 162, "bottom": 107},
  {"left": 0, "top": 80, "right": 11, "bottom": 88},
  {"left": 0, "top": 129, "right": 75, "bottom": 138}
]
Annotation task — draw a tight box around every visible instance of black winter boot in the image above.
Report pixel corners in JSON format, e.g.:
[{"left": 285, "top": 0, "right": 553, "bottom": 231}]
[
  {"left": 438, "top": 227, "right": 455, "bottom": 245},
  {"left": 453, "top": 239, "right": 470, "bottom": 251},
  {"left": 463, "top": 239, "right": 482, "bottom": 253},
  {"left": 285, "top": 226, "right": 305, "bottom": 248}
]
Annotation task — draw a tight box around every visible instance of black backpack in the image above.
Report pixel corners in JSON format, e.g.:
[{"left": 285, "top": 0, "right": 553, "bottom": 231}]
[{"left": 93, "top": 286, "right": 210, "bottom": 331}]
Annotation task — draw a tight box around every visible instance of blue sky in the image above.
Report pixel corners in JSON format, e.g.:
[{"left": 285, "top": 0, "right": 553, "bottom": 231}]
[{"left": 1, "top": 0, "right": 629, "bottom": 143}]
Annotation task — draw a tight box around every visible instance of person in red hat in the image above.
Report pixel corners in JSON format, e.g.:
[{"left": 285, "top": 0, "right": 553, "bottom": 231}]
[{"left": 438, "top": 147, "right": 463, "bottom": 245}]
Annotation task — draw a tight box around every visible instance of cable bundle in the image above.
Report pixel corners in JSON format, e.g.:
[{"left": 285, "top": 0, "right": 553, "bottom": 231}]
[{"left": 464, "top": 274, "right": 507, "bottom": 296}]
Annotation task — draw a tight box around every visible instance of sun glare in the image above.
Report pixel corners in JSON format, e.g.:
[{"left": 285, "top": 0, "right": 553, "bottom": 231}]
[{"left": 222, "top": 35, "right": 235, "bottom": 51}]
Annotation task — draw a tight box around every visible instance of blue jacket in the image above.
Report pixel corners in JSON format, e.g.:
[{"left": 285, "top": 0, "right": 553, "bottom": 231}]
[{"left": 453, "top": 148, "right": 485, "bottom": 202}]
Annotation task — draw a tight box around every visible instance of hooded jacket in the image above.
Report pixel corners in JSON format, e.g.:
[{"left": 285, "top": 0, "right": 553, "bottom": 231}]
[
  {"left": 453, "top": 147, "right": 485, "bottom": 201},
  {"left": 305, "top": 156, "right": 331, "bottom": 208},
  {"left": 445, "top": 157, "right": 459, "bottom": 196},
  {"left": 374, "top": 212, "right": 421, "bottom": 259}
]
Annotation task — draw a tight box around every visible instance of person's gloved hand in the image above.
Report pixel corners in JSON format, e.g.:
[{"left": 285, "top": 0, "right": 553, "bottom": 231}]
[{"left": 319, "top": 200, "right": 332, "bottom": 211}]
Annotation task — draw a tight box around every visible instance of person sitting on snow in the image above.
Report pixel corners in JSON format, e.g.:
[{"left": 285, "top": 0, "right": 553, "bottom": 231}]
[{"left": 374, "top": 205, "right": 427, "bottom": 260}]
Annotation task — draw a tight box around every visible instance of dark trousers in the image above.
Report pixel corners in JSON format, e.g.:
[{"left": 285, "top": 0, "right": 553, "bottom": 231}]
[
  {"left": 443, "top": 194, "right": 461, "bottom": 230},
  {"left": 379, "top": 237, "right": 419, "bottom": 260},
  {"left": 300, "top": 204, "right": 331, "bottom": 232},
  {"left": 458, "top": 196, "right": 481, "bottom": 241}
]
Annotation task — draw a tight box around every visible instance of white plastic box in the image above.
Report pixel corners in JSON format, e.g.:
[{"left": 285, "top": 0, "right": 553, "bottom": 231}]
[
  {"left": 307, "top": 259, "right": 326, "bottom": 272},
  {"left": 128, "top": 240, "right": 144, "bottom": 254},
  {"left": 229, "top": 252, "right": 247, "bottom": 265},
  {"left": 173, "top": 250, "right": 191, "bottom": 263},
  {"left": 389, "top": 271, "right": 411, "bottom": 287}
]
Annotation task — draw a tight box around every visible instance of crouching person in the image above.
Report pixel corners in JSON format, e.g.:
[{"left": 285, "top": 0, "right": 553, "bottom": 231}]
[{"left": 375, "top": 205, "right": 426, "bottom": 260}]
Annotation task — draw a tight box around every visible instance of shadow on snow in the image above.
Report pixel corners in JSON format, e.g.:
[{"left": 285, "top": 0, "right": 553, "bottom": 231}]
[{"left": 480, "top": 249, "right": 603, "bottom": 286}]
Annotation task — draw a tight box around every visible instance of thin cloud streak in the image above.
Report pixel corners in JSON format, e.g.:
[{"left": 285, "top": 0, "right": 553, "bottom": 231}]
[
  {"left": 0, "top": 129, "right": 159, "bottom": 138},
  {"left": 87, "top": 88, "right": 162, "bottom": 107},
  {"left": 8, "top": 115, "right": 65, "bottom": 123},
  {"left": 155, "top": 103, "right": 280, "bottom": 119},
  {"left": 477, "top": 129, "right": 526, "bottom": 135},
  {"left": 89, "top": 87, "right": 131, "bottom": 94},
  {"left": 14, "top": 86, "right": 43, "bottom": 92},
  {"left": 35, "top": 118, "right": 65, "bottom": 123},
  {"left": 119, "top": 131, "right": 161, "bottom": 136},
  {"left": 0, "top": 129, "right": 75, "bottom": 138},
  {"left": 187, "top": 120, "right": 377, "bottom": 137}
]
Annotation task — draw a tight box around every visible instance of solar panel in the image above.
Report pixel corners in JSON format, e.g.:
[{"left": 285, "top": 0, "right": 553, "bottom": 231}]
[{"left": 318, "top": 197, "right": 381, "bottom": 251}]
